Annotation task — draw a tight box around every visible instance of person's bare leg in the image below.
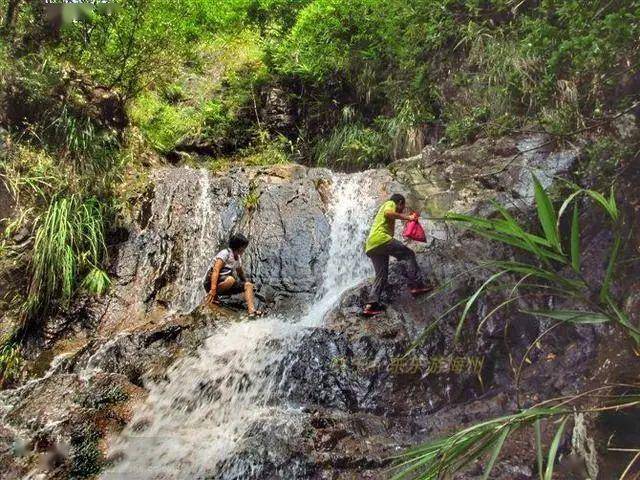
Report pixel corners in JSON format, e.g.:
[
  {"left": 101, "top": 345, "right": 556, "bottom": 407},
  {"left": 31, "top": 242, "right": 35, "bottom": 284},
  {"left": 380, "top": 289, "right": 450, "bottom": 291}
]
[
  {"left": 244, "top": 281, "right": 257, "bottom": 314},
  {"left": 217, "top": 276, "right": 236, "bottom": 294}
]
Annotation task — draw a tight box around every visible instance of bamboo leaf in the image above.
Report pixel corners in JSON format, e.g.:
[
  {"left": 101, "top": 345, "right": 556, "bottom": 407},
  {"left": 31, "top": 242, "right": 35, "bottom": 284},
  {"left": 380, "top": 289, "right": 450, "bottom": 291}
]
[
  {"left": 586, "top": 189, "right": 617, "bottom": 221},
  {"left": 481, "top": 427, "right": 511, "bottom": 480},
  {"left": 456, "top": 270, "right": 508, "bottom": 342},
  {"left": 534, "top": 419, "right": 544, "bottom": 480},
  {"left": 522, "top": 309, "right": 610, "bottom": 324},
  {"left": 556, "top": 189, "right": 583, "bottom": 228},
  {"left": 544, "top": 416, "right": 569, "bottom": 480},
  {"left": 608, "top": 185, "right": 618, "bottom": 221},
  {"left": 570, "top": 204, "right": 580, "bottom": 272},
  {"left": 604, "top": 295, "right": 640, "bottom": 345},
  {"left": 600, "top": 232, "right": 621, "bottom": 302},
  {"left": 533, "top": 175, "right": 561, "bottom": 253}
]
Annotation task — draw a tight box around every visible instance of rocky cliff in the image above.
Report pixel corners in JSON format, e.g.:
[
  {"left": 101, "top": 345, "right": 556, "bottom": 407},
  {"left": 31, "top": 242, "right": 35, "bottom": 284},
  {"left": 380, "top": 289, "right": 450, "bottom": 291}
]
[{"left": 1, "top": 133, "right": 638, "bottom": 479}]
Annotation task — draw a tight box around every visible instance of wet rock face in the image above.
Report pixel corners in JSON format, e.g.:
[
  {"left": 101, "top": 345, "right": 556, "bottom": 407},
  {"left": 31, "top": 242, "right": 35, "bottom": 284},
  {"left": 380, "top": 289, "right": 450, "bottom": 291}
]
[
  {"left": 240, "top": 166, "right": 332, "bottom": 306},
  {"left": 1, "top": 133, "right": 608, "bottom": 479},
  {"left": 390, "top": 134, "right": 578, "bottom": 218},
  {"left": 99, "top": 164, "right": 332, "bottom": 334}
]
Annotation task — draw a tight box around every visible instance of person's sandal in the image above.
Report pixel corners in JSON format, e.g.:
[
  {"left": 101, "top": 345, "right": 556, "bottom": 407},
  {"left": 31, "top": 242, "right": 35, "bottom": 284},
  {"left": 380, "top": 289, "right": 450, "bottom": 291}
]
[{"left": 248, "top": 310, "right": 265, "bottom": 319}]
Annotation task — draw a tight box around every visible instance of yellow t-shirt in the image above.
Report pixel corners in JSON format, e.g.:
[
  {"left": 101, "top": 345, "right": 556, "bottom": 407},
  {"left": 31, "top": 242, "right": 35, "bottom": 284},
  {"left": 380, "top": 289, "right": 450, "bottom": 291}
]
[{"left": 365, "top": 200, "right": 396, "bottom": 252}]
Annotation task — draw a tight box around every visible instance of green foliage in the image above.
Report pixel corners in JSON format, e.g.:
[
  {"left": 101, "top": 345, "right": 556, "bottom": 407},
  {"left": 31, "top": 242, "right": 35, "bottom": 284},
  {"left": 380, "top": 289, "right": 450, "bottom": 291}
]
[
  {"left": 313, "top": 123, "right": 388, "bottom": 169},
  {"left": 1, "top": 51, "right": 121, "bottom": 183},
  {"left": 61, "top": 0, "right": 198, "bottom": 99},
  {"left": 445, "top": 177, "right": 638, "bottom": 344},
  {"left": 391, "top": 405, "right": 571, "bottom": 480},
  {"left": 444, "top": 106, "right": 490, "bottom": 147},
  {"left": 47, "top": 105, "right": 120, "bottom": 173},
  {"left": 394, "top": 387, "right": 640, "bottom": 479},
  {"left": 0, "top": 144, "right": 60, "bottom": 205},
  {"left": 82, "top": 267, "right": 111, "bottom": 296},
  {"left": 128, "top": 31, "right": 269, "bottom": 155},
  {"left": 578, "top": 136, "right": 634, "bottom": 187},
  {"left": 129, "top": 91, "right": 201, "bottom": 153},
  {"left": 239, "top": 132, "right": 292, "bottom": 166},
  {"left": 25, "top": 195, "right": 109, "bottom": 320},
  {"left": 0, "top": 335, "right": 22, "bottom": 385},
  {"left": 243, "top": 189, "right": 260, "bottom": 210}
]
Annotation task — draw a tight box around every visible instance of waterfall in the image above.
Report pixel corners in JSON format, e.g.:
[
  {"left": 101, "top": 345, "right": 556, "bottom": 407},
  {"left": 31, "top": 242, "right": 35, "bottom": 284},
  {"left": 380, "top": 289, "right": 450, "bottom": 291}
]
[
  {"left": 102, "top": 172, "right": 379, "bottom": 479},
  {"left": 176, "top": 169, "right": 217, "bottom": 312}
]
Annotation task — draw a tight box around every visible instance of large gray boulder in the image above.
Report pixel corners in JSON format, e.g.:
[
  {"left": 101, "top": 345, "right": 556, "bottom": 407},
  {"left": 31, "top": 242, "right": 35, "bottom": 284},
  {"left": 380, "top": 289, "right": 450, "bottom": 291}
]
[{"left": 98, "top": 164, "right": 333, "bottom": 335}]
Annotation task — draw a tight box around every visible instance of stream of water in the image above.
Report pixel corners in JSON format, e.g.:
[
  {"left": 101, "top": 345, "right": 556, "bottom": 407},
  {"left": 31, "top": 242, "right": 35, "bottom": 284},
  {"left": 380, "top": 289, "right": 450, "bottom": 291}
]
[{"left": 103, "top": 172, "right": 379, "bottom": 479}]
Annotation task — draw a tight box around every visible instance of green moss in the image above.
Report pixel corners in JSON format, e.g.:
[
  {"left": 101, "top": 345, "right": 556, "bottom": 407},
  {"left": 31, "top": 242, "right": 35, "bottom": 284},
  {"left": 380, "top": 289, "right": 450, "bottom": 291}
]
[
  {"left": 243, "top": 188, "right": 261, "bottom": 210},
  {"left": 69, "top": 423, "right": 103, "bottom": 478}
]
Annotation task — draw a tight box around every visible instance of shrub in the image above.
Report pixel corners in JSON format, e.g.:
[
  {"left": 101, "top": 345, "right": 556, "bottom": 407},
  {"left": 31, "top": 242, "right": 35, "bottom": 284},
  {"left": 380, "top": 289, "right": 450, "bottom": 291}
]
[
  {"left": 25, "top": 195, "right": 109, "bottom": 321},
  {"left": 60, "top": 0, "right": 198, "bottom": 100},
  {"left": 397, "top": 178, "right": 640, "bottom": 479},
  {"left": 313, "top": 123, "right": 389, "bottom": 169},
  {"left": 129, "top": 91, "right": 201, "bottom": 154}
]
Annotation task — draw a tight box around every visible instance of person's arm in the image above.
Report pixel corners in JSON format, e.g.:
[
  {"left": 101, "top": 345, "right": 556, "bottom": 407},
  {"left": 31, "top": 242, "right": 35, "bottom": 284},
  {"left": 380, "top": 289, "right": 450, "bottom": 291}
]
[
  {"left": 384, "top": 209, "right": 418, "bottom": 222},
  {"left": 206, "top": 258, "right": 225, "bottom": 304}
]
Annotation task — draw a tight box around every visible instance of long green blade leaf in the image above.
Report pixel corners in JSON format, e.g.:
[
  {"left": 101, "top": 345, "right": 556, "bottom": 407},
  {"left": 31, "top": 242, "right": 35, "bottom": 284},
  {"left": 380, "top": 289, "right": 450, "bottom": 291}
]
[
  {"left": 556, "top": 189, "right": 583, "bottom": 228},
  {"left": 544, "top": 416, "right": 569, "bottom": 480},
  {"left": 522, "top": 309, "right": 610, "bottom": 324},
  {"left": 533, "top": 175, "right": 561, "bottom": 253},
  {"left": 481, "top": 427, "right": 511, "bottom": 480},
  {"left": 586, "top": 190, "right": 617, "bottom": 221},
  {"left": 570, "top": 204, "right": 580, "bottom": 272},
  {"left": 456, "top": 270, "right": 508, "bottom": 342},
  {"left": 534, "top": 419, "right": 544, "bottom": 480}
]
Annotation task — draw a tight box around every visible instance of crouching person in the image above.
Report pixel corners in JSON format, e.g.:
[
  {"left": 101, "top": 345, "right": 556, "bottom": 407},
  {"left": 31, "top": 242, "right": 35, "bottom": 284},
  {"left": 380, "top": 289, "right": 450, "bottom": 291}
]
[{"left": 204, "top": 234, "right": 263, "bottom": 317}]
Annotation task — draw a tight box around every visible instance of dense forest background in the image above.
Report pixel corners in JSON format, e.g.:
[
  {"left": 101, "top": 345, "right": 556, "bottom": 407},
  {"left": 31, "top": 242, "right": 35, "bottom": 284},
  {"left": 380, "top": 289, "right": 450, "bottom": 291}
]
[{"left": 0, "top": 0, "right": 639, "bottom": 380}]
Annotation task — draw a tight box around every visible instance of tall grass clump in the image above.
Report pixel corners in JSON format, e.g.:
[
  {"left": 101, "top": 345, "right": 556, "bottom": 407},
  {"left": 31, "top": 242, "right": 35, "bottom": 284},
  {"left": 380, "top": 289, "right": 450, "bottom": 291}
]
[
  {"left": 313, "top": 123, "right": 389, "bottom": 169},
  {"left": 24, "top": 195, "right": 110, "bottom": 322}
]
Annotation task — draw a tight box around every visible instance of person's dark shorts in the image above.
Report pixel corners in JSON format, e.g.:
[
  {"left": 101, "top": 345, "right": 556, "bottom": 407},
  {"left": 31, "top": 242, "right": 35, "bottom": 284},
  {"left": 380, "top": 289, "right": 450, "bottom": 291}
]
[
  {"left": 217, "top": 275, "right": 246, "bottom": 295},
  {"left": 203, "top": 267, "right": 246, "bottom": 295}
]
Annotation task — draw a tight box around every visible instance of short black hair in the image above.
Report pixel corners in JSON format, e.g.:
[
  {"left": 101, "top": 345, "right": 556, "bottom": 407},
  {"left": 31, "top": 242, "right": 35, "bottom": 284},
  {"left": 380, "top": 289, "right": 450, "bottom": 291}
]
[
  {"left": 390, "top": 193, "right": 405, "bottom": 205},
  {"left": 229, "top": 233, "right": 249, "bottom": 251}
]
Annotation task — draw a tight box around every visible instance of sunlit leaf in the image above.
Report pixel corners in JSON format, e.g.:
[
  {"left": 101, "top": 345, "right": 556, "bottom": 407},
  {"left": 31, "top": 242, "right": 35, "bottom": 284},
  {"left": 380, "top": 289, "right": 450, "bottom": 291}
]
[{"left": 533, "top": 175, "right": 560, "bottom": 253}]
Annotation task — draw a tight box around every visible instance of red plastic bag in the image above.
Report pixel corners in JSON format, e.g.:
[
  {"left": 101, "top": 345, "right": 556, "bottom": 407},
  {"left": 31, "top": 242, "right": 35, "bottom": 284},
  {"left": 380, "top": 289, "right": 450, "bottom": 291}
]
[{"left": 403, "top": 219, "right": 427, "bottom": 242}]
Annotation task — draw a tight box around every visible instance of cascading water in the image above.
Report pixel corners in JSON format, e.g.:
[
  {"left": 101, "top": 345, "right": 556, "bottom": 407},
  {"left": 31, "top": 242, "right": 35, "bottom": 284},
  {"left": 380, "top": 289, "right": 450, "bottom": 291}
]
[
  {"left": 103, "top": 172, "right": 379, "bottom": 479},
  {"left": 176, "top": 170, "right": 217, "bottom": 312}
]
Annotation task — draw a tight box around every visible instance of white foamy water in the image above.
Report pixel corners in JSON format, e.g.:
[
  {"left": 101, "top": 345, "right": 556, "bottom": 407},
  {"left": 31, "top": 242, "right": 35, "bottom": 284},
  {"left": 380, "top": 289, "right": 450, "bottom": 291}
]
[
  {"left": 174, "top": 169, "right": 219, "bottom": 313},
  {"left": 103, "top": 172, "right": 379, "bottom": 479}
]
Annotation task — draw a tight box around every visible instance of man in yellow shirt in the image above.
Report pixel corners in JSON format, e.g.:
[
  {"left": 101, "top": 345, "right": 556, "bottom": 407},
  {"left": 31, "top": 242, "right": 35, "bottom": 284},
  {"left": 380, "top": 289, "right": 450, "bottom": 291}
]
[{"left": 364, "top": 194, "right": 430, "bottom": 315}]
